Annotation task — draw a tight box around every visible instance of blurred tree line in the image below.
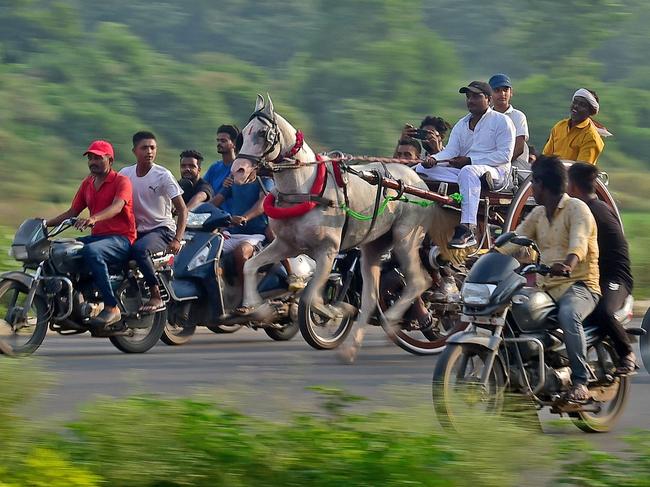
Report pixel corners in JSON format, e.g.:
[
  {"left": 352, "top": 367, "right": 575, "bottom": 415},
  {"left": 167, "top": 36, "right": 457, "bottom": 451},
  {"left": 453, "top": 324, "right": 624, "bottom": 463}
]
[{"left": 0, "top": 0, "right": 649, "bottom": 220}]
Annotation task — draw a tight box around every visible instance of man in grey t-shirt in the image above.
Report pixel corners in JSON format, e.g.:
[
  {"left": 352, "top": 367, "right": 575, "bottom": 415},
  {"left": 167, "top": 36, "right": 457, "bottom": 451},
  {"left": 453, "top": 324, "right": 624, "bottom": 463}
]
[
  {"left": 489, "top": 74, "right": 530, "bottom": 176},
  {"left": 120, "top": 131, "right": 187, "bottom": 313}
]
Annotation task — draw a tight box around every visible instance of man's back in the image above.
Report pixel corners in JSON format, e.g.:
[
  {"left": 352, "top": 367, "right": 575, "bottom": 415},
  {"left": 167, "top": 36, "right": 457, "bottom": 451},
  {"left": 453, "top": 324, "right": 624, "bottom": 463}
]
[{"left": 585, "top": 198, "right": 633, "bottom": 291}]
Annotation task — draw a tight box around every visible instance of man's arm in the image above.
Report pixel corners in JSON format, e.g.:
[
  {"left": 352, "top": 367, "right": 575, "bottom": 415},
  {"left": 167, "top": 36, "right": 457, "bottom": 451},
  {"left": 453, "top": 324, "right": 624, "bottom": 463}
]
[
  {"left": 186, "top": 191, "right": 211, "bottom": 211},
  {"left": 512, "top": 135, "right": 526, "bottom": 161},
  {"left": 75, "top": 198, "right": 126, "bottom": 230},
  {"left": 46, "top": 207, "right": 81, "bottom": 227},
  {"left": 542, "top": 125, "right": 556, "bottom": 156},
  {"left": 167, "top": 195, "right": 187, "bottom": 254}
]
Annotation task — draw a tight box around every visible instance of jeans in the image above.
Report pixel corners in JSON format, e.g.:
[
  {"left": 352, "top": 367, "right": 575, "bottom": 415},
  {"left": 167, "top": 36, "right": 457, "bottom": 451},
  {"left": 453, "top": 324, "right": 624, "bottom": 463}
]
[
  {"left": 556, "top": 282, "right": 600, "bottom": 385},
  {"left": 79, "top": 235, "right": 131, "bottom": 308},
  {"left": 586, "top": 281, "right": 633, "bottom": 357},
  {"left": 131, "top": 227, "right": 174, "bottom": 286}
]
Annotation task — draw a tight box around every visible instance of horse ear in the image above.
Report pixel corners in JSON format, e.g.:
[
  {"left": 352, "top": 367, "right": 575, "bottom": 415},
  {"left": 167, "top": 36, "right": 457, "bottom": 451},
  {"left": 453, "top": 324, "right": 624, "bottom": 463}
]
[
  {"left": 254, "top": 94, "right": 265, "bottom": 112},
  {"left": 265, "top": 93, "right": 275, "bottom": 117}
]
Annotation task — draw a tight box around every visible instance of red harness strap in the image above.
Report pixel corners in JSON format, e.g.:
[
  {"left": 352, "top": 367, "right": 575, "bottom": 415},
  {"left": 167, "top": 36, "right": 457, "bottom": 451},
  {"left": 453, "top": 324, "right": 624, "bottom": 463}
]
[
  {"left": 263, "top": 154, "right": 328, "bottom": 219},
  {"left": 331, "top": 159, "right": 346, "bottom": 188},
  {"left": 273, "top": 130, "right": 304, "bottom": 162}
]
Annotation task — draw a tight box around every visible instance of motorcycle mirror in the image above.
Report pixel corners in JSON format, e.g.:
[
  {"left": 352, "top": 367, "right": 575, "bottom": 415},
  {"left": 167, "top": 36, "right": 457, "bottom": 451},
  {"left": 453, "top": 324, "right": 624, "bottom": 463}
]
[{"left": 494, "top": 231, "right": 516, "bottom": 247}]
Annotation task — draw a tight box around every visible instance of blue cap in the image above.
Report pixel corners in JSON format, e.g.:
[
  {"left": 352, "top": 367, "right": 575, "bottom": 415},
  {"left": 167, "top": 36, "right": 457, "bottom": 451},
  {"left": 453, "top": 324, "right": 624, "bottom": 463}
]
[{"left": 488, "top": 73, "right": 512, "bottom": 89}]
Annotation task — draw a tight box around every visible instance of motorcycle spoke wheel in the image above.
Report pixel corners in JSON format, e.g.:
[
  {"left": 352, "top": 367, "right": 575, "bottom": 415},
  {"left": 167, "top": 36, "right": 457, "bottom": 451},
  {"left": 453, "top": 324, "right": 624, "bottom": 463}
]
[
  {"left": 0, "top": 280, "right": 48, "bottom": 356},
  {"left": 432, "top": 344, "right": 506, "bottom": 430},
  {"left": 298, "top": 281, "right": 355, "bottom": 350},
  {"left": 570, "top": 342, "right": 630, "bottom": 433}
]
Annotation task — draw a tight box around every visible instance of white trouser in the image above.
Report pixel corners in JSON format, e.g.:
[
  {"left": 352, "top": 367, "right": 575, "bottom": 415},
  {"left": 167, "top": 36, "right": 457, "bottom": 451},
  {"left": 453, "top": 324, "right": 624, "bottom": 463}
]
[
  {"left": 417, "top": 164, "right": 507, "bottom": 225},
  {"left": 221, "top": 232, "right": 265, "bottom": 254}
]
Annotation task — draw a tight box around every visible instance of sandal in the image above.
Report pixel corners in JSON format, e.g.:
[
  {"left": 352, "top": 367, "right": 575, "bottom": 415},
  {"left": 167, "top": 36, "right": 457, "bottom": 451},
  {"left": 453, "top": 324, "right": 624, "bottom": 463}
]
[
  {"left": 566, "top": 383, "right": 590, "bottom": 403},
  {"left": 138, "top": 300, "right": 166, "bottom": 314},
  {"left": 615, "top": 352, "right": 639, "bottom": 376}
]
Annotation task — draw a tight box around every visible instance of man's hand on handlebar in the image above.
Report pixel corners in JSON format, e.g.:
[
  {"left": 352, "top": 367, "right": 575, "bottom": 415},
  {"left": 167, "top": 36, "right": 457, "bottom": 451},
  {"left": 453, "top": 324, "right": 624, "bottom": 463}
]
[
  {"left": 166, "top": 238, "right": 182, "bottom": 255},
  {"left": 73, "top": 216, "right": 96, "bottom": 231},
  {"left": 550, "top": 263, "right": 572, "bottom": 277},
  {"left": 230, "top": 215, "right": 248, "bottom": 227}
]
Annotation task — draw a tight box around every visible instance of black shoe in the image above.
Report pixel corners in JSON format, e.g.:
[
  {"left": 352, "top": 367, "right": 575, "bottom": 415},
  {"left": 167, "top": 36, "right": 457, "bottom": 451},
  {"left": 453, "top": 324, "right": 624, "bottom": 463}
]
[{"left": 448, "top": 225, "right": 477, "bottom": 249}]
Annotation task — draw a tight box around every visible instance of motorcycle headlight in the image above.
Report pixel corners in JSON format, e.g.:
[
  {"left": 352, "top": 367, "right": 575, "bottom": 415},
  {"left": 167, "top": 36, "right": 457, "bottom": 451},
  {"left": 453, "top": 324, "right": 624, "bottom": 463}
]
[
  {"left": 462, "top": 283, "right": 497, "bottom": 306},
  {"left": 9, "top": 245, "right": 28, "bottom": 261},
  {"left": 187, "top": 245, "right": 211, "bottom": 271},
  {"left": 186, "top": 212, "right": 211, "bottom": 229}
]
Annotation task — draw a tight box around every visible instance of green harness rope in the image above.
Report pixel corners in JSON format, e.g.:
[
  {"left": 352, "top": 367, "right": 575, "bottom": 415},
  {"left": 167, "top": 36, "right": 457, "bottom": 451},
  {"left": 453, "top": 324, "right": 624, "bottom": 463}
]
[{"left": 340, "top": 193, "right": 462, "bottom": 221}]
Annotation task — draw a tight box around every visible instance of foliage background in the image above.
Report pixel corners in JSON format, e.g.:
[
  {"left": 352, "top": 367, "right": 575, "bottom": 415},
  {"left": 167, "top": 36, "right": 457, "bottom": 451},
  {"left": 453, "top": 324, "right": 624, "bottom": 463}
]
[{"left": 1, "top": 0, "right": 649, "bottom": 293}]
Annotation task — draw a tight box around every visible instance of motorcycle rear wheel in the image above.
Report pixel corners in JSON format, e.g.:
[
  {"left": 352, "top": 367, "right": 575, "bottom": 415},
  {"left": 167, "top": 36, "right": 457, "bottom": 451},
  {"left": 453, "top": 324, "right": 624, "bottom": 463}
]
[
  {"left": 0, "top": 279, "right": 49, "bottom": 356},
  {"left": 432, "top": 344, "right": 506, "bottom": 430},
  {"left": 569, "top": 342, "right": 630, "bottom": 433}
]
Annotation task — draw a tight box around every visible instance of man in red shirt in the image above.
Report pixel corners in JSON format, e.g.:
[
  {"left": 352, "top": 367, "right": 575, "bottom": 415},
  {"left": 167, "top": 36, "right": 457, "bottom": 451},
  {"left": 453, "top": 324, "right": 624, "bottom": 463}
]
[{"left": 47, "top": 140, "right": 136, "bottom": 326}]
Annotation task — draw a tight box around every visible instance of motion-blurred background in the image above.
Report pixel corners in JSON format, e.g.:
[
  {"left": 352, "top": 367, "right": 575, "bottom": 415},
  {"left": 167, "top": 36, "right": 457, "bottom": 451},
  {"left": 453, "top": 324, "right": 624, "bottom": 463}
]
[{"left": 1, "top": 0, "right": 649, "bottom": 293}]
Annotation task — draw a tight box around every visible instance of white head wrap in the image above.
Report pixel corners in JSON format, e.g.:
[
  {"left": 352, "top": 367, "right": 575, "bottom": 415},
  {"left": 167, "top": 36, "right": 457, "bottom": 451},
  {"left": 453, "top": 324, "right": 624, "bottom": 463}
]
[{"left": 573, "top": 88, "right": 599, "bottom": 114}]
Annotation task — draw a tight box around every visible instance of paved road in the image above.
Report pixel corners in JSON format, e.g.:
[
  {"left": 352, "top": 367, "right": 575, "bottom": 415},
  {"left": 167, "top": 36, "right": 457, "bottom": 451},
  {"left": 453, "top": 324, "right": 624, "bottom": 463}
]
[{"left": 17, "top": 321, "right": 650, "bottom": 447}]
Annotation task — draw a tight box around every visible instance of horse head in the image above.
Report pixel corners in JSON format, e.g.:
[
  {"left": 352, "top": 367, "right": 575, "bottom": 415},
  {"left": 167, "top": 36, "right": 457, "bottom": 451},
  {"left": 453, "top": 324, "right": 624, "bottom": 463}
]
[{"left": 231, "top": 94, "right": 282, "bottom": 185}]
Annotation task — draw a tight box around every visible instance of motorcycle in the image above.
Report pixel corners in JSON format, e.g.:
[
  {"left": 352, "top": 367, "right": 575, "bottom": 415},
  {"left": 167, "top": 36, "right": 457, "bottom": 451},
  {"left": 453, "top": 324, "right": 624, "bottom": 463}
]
[
  {"left": 298, "top": 244, "right": 466, "bottom": 355},
  {"left": 0, "top": 218, "right": 168, "bottom": 355},
  {"left": 159, "top": 204, "right": 314, "bottom": 345},
  {"left": 432, "top": 232, "right": 640, "bottom": 432}
]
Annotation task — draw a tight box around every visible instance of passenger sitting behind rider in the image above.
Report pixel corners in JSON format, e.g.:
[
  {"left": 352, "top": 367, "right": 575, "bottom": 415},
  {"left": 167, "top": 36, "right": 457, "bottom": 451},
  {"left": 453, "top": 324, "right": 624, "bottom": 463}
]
[
  {"left": 397, "top": 115, "right": 451, "bottom": 157},
  {"left": 499, "top": 155, "right": 600, "bottom": 402},
  {"left": 568, "top": 162, "right": 637, "bottom": 375},
  {"left": 209, "top": 172, "right": 274, "bottom": 292},
  {"left": 416, "top": 81, "right": 516, "bottom": 249},
  {"left": 46, "top": 140, "right": 137, "bottom": 326},
  {"left": 120, "top": 131, "right": 188, "bottom": 314}
]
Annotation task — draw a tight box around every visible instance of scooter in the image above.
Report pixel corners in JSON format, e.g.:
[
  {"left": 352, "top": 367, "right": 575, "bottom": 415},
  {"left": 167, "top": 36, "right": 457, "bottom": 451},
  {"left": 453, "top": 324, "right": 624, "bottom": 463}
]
[{"left": 158, "top": 203, "right": 314, "bottom": 345}]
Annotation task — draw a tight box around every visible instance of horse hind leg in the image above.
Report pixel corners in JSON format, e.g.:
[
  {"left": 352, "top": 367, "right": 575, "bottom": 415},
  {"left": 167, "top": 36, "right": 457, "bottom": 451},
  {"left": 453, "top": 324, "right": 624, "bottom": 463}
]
[
  {"left": 382, "top": 226, "right": 431, "bottom": 328},
  {"left": 338, "top": 236, "right": 391, "bottom": 364}
]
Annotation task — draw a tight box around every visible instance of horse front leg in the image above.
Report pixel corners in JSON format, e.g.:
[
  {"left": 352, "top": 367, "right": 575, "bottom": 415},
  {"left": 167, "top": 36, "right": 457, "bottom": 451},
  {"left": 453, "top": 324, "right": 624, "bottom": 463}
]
[{"left": 241, "top": 238, "right": 294, "bottom": 310}]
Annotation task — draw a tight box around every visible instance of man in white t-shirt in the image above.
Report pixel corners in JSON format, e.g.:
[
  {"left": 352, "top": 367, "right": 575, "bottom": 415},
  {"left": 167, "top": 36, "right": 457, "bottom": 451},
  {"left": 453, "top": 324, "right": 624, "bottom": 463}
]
[
  {"left": 415, "top": 81, "right": 515, "bottom": 248},
  {"left": 489, "top": 73, "right": 530, "bottom": 176},
  {"left": 120, "top": 131, "right": 187, "bottom": 313}
]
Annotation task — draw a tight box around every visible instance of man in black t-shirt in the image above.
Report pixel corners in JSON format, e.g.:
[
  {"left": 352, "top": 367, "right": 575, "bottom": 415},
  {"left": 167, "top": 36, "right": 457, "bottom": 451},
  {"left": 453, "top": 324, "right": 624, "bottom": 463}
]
[
  {"left": 178, "top": 149, "right": 214, "bottom": 211},
  {"left": 568, "top": 163, "right": 637, "bottom": 374}
]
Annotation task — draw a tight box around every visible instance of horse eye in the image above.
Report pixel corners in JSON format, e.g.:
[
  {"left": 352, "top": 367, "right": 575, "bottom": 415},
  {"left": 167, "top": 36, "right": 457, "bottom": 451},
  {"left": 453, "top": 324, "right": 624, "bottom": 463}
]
[{"left": 257, "top": 129, "right": 267, "bottom": 138}]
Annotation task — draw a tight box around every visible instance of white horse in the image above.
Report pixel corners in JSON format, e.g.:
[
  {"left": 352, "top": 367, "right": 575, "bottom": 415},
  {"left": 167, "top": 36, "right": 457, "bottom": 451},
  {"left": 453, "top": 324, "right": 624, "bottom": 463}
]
[{"left": 231, "top": 94, "right": 435, "bottom": 362}]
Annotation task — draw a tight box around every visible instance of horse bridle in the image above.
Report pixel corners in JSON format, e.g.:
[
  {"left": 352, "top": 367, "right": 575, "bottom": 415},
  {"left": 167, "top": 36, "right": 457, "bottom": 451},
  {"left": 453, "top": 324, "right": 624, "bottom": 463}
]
[{"left": 236, "top": 111, "right": 281, "bottom": 168}]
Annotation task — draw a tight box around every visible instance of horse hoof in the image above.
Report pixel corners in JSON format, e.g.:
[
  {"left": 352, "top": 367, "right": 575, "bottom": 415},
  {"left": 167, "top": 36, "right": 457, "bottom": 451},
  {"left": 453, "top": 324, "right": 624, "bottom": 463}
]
[{"left": 337, "top": 345, "right": 359, "bottom": 364}]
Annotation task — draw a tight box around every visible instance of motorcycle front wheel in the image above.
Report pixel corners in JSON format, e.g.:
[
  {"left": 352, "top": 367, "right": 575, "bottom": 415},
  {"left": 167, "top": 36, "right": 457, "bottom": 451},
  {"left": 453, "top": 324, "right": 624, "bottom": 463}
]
[
  {"left": 0, "top": 279, "right": 49, "bottom": 356},
  {"left": 298, "top": 280, "right": 356, "bottom": 350},
  {"left": 109, "top": 308, "right": 166, "bottom": 353},
  {"left": 432, "top": 344, "right": 506, "bottom": 430},
  {"left": 160, "top": 322, "right": 196, "bottom": 346}
]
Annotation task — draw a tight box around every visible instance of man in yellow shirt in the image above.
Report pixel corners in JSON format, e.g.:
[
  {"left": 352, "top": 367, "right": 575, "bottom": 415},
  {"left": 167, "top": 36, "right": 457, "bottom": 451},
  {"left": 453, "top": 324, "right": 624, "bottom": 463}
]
[
  {"left": 502, "top": 155, "right": 600, "bottom": 401},
  {"left": 542, "top": 89, "right": 604, "bottom": 164}
]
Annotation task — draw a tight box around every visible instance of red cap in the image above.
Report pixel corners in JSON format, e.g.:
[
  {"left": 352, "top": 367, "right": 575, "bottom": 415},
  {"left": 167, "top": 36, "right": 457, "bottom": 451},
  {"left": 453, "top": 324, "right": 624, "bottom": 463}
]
[{"left": 84, "top": 140, "right": 114, "bottom": 158}]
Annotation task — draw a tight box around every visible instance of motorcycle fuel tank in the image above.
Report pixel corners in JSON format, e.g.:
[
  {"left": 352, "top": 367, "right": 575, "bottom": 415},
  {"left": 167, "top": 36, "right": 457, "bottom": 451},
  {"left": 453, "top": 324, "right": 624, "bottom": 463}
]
[
  {"left": 50, "top": 239, "right": 85, "bottom": 275},
  {"left": 510, "top": 287, "right": 557, "bottom": 332}
]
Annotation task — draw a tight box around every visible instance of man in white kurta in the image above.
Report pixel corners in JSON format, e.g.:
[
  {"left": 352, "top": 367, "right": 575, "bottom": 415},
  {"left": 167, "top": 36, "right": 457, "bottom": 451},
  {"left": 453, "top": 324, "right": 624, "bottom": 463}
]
[{"left": 415, "top": 81, "right": 515, "bottom": 248}]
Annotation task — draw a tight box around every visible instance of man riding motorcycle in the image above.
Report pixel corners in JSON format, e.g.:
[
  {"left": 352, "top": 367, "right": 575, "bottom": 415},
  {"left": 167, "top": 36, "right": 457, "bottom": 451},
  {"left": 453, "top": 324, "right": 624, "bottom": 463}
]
[
  {"left": 46, "top": 140, "right": 136, "bottom": 327},
  {"left": 497, "top": 155, "right": 600, "bottom": 402}
]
